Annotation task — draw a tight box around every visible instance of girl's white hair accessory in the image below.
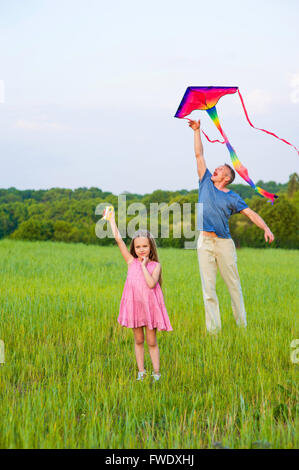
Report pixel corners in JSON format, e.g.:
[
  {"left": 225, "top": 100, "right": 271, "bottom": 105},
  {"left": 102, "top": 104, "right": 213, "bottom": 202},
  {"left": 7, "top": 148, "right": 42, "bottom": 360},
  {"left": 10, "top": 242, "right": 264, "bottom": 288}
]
[{"left": 132, "top": 229, "right": 154, "bottom": 239}]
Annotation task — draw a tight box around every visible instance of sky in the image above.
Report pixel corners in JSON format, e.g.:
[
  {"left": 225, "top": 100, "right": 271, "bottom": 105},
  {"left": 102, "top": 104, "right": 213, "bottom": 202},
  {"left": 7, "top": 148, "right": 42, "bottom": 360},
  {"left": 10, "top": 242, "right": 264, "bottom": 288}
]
[{"left": 0, "top": 0, "right": 298, "bottom": 194}]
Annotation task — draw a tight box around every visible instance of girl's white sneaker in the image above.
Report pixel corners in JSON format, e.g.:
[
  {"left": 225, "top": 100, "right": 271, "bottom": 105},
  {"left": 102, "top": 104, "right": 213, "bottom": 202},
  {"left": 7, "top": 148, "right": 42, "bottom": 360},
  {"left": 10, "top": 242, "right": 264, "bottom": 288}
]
[
  {"left": 136, "top": 370, "right": 146, "bottom": 381},
  {"left": 151, "top": 372, "right": 161, "bottom": 382}
]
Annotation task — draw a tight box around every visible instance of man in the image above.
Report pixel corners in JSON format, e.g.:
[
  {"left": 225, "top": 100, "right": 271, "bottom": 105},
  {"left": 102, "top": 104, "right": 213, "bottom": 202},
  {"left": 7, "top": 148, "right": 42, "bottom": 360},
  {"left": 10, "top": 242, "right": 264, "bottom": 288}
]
[{"left": 189, "top": 119, "right": 274, "bottom": 333}]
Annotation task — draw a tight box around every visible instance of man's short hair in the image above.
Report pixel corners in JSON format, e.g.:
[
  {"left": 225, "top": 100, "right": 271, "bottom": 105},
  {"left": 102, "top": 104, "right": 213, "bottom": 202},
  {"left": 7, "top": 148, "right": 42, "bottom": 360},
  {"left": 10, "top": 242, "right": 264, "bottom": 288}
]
[{"left": 224, "top": 164, "right": 235, "bottom": 185}]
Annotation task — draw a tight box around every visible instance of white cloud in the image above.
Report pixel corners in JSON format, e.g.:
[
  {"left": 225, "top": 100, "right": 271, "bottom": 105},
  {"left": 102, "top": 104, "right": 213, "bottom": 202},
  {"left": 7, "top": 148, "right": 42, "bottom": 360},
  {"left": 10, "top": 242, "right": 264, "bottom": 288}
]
[
  {"left": 244, "top": 89, "right": 273, "bottom": 114},
  {"left": 289, "top": 72, "right": 299, "bottom": 104},
  {"left": 15, "top": 119, "right": 69, "bottom": 131}
]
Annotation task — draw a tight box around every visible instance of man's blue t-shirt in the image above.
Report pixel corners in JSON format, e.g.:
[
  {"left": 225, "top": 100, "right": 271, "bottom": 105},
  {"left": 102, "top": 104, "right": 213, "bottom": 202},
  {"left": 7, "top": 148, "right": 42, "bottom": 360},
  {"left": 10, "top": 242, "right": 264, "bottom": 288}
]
[{"left": 198, "top": 168, "right": 248, "bottom": 238}]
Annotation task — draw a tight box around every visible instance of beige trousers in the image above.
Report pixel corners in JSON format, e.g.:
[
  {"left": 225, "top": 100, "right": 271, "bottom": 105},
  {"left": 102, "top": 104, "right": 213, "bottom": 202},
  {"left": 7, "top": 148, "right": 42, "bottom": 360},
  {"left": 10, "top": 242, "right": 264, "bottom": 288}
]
[{"left": 197, "top": 233, "right": 247, "bottom": 332}]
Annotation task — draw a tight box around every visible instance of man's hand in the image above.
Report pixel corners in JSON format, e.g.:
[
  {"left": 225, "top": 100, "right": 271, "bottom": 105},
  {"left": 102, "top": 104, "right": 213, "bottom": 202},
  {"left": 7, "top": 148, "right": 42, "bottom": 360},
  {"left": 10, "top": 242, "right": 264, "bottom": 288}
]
[
  {"left": 189, "top": 119, "right": 201, "bottom": 131},
  {"left": 264, "top": 227, "right": 274, "bottom": 243}
]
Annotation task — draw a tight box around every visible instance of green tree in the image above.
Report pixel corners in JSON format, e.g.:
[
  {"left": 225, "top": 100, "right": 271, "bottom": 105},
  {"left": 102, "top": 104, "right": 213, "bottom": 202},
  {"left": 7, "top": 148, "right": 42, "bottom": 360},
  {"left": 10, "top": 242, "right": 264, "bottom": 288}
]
[
  {"left": 287, "top": 173, "right": 299, "bottom": 198},
  {"left": 11, "top": 218, "right": 54, "bottom": 241}
]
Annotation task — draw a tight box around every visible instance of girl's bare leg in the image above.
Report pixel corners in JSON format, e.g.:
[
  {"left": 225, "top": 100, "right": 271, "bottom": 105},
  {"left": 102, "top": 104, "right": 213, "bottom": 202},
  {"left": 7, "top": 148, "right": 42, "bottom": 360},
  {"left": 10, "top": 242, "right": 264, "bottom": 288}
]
[
  {"left": 145, "top": 327, "right": 160, "bottom": 374},
  {"left": 133, "top": 327, "right": 145, "bottom": 372}
]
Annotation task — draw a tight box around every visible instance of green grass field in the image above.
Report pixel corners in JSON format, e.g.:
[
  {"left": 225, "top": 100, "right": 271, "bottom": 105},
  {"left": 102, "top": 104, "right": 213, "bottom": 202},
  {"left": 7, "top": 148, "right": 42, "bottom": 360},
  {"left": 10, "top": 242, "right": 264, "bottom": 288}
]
[{"left": 0, "top": 239, "right": 298, "bottom": 449}]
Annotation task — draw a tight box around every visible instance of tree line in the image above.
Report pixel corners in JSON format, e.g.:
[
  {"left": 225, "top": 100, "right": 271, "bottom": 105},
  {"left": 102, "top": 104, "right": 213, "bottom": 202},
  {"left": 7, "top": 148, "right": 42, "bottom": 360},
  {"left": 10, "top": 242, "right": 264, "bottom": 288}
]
[{"left": 0, "top": 173, "right": 298, "bottom": 249}]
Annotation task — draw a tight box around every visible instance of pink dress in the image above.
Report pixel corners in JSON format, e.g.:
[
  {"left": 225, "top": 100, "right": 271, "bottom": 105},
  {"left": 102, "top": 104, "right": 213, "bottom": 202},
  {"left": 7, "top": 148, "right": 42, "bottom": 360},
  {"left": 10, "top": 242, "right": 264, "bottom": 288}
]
[{"left": 118, "top": 258, "right": 173, "bottom": 331}]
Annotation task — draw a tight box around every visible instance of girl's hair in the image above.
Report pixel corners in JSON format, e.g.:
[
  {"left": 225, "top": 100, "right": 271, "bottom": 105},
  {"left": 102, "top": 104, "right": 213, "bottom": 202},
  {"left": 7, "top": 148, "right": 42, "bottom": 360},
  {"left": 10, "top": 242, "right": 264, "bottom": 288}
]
[{"left": 129, "top": 230, "right": 162, "bottom": 287}]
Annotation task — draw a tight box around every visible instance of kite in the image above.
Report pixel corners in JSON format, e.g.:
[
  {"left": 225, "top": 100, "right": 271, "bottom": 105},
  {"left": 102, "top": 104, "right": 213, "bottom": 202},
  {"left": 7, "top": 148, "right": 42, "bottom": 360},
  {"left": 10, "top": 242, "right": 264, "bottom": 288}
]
[
  {"left": 175, "top": 86, "right": 299, "bottom": 203},
  {"left": 102, "top": 205, "right": 114, "bottom": 221}
]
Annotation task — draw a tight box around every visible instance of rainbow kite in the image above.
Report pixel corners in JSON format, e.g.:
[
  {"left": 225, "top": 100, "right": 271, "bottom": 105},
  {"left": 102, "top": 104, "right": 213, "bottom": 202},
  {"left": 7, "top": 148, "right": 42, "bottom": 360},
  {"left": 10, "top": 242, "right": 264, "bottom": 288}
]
[{"left": 175, "top": 86, "right": 299, "bottom": 203}]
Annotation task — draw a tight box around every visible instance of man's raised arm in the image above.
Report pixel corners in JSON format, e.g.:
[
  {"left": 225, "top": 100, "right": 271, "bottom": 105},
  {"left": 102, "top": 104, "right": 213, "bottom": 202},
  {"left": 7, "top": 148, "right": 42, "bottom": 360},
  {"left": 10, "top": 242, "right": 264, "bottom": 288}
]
[{"left": 189, "top": 119, "right": 207, "bottom": 180}]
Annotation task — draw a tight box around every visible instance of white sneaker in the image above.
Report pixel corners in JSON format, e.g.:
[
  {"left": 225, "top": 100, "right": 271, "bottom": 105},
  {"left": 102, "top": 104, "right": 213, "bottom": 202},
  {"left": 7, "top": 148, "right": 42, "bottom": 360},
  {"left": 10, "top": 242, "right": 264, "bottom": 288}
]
[
  {"left": 136, "top": 370, "right": 146, "bottom": 381},
  {"left": 151, "top": 372, "right": 161, "bottom": 382}
]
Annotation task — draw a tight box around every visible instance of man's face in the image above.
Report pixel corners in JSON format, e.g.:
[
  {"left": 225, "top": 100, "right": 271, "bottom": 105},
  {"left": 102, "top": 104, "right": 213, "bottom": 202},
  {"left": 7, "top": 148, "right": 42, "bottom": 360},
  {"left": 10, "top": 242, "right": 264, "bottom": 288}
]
[{"left": 211, "top": 165, "right": 230, "bottom": 185}]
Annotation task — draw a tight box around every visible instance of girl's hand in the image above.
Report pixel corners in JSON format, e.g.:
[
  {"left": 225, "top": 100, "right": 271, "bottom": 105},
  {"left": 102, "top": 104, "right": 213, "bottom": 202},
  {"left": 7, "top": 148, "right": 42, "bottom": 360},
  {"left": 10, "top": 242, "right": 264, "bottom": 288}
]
[
  {"left": 109, "top": 209, "right": 115, "bottom": 222},
  {"left": 141, "top": 256, "right": 149, "bottom": 267},
  {"left": 103, "top": 206, "right": 115, "bottom": 222}
]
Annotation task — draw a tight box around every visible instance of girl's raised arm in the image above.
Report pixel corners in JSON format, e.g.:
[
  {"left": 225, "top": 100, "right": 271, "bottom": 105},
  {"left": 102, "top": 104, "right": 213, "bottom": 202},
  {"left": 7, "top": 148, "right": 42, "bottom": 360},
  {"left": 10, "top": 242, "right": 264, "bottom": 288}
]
[{"left": 108, "top": 211, "right": 134, "bottom": 264}]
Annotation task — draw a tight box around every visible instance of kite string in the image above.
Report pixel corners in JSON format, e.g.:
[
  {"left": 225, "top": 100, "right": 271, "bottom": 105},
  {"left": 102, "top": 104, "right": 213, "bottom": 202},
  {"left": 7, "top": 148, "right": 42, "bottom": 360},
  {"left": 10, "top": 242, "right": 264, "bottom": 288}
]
[
  {"left": 180, "top": 117, "right": 225, "bottom": 144},
  {"left": 201, "top": 130, "right": 225, "bottom": 144},
  {"left": 237, "top": 89, "right": 299, "bottom": 156}
]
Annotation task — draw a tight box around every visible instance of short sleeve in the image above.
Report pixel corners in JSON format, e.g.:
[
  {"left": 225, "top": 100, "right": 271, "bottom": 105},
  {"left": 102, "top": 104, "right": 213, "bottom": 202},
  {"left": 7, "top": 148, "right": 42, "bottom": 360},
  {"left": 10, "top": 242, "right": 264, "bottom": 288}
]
[
  {"left": 232, "top": 195, "right": 248, "bottom": 214},
  {"left": 199, "top": 168, "right": 212, "bottom": 183}
]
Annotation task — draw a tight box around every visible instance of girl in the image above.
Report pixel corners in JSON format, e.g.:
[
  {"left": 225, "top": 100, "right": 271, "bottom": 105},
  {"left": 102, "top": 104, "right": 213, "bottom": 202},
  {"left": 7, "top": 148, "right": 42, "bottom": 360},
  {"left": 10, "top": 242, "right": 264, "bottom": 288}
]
[{"left": 107, "top": 209, "right": 172, "bottom": 382}]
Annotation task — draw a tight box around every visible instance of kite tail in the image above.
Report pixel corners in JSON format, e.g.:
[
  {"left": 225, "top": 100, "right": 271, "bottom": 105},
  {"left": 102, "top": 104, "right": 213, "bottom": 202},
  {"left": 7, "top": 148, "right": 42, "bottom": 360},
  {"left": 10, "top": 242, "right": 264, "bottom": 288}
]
[
  {"left": 238, "top": 89, "right": 299, "bottom": 156},
  {"left": 206, "top": 106, "right": 278, "bottom": 204}
]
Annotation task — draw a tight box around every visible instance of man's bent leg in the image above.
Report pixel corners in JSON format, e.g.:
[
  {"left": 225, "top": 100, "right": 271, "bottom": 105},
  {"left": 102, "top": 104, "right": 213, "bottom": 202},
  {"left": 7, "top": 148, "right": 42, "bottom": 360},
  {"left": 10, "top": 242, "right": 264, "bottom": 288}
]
[
  {"left": 215, "top": 238, "right": 247, "bottom": 327},
  {"left": 197, "top": 234, "right": 221, "bottom": 332}
]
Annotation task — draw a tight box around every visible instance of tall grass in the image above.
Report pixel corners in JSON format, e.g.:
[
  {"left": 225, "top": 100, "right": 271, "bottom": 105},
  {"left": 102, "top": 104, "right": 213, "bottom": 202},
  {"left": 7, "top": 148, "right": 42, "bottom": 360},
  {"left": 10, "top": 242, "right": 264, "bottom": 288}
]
[{"left": 0, "top": 239, "right": 297, "bottom": 448}]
